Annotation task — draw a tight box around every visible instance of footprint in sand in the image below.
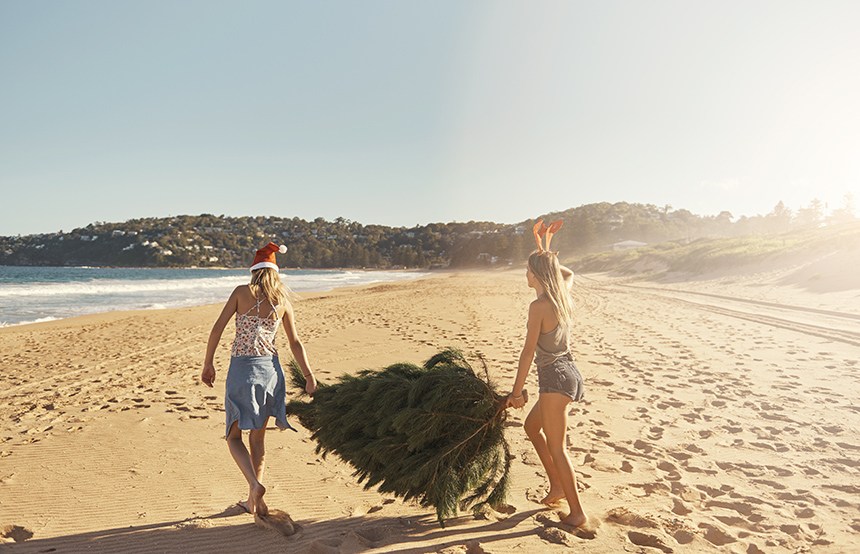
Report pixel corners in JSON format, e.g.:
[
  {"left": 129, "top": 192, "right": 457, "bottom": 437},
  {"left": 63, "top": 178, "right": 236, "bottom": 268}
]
[
  {"left": 765, "top": 465, "right": 793, "bottom": 477},
  {"left": 624, "top": 480, "right": 669, "bottom": 498},
  {"left": 627, "top": 530, "right": 673, "bottom": 553},
  {"left": 173, "top": 518, "right": 213, "bottom": 530},
  {"left": 254, "top": 511, "right": 300, "bottom": 536},
  {"left": 795, "top": 507, "right": 816, "bottom": 519},
  {"left": 520, "top": 450, "right": 543, "bottom": 467},
  {"left": 307, "top": 525, "right": 389, "bottom": 551},
  {"left": 670, "top": 482, "right": 703, "bottom": 503},
  {"left": 695, "top": 484, "right": 730, "bottom": 498},
  {"left": 439, "top": 541, "right": 488, "bottom": 554},
  {"left": 671, "top": 498, "right": 692, "bottom": 516},
  {"left": 308, "top": 538, "right": 342, "bottom": 554},
  {"left": 656, "top": 460, "right": 677, "bottom": 473},
  {"left": 667, "top": 450, "right": 693, "bottom": 462},
  {"left": 605, "top": 507, "right": 662, "bottom": 529},
  {"left": 535, "top": 512, "right": 598, "bottom": 543},
  {"left": 712, "top": 514, "right": 765, "bottom": 534},
  {"left": 606, "top": 506, "right": 696, "bottom": 550},
  {"left": 526, "top": 487, "right": 554, "bottom": 504},
  {"left": 752, "top": 478, "right": 787, "bottom": 491},
  {"left": 0, "top": 525, "right": 33, "bottom": 543},
  {"left": 698, "top": 522, "right": 736, "bottom": 547},
  {"left": 647, "top": 426, "right": 664, "bottom": 441},
  {"left": 705, "top": 499, "right": 756, "bottom": 517},
  {"left": 474, "top": 503, "right": 517, "bottom": 522}
]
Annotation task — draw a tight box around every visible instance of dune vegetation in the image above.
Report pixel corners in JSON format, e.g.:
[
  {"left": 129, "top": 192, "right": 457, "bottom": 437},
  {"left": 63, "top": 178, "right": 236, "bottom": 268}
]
[{"left": 568, "top": 221, "right": 860, "bottom": 277}]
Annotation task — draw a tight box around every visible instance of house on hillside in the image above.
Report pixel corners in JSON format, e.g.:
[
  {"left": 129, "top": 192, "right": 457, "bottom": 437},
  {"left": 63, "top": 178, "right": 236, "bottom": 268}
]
[{"left": 611, "top": 240, "right": 647, "bottom": 251}]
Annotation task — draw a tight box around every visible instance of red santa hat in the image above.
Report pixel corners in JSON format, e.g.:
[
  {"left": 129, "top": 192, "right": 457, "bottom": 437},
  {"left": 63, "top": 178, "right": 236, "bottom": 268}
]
[{"left": 250, "top": 242, "right": 288, "bottom": 272}]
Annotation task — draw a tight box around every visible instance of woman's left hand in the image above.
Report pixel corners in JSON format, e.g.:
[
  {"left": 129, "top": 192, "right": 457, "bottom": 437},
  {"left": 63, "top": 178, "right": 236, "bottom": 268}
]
[{"left": 305, "top": 374, "right": 317, "bottom": 395}]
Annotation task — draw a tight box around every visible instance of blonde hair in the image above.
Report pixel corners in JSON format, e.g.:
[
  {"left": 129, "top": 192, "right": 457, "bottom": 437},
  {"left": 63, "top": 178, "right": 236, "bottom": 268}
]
[
  {"left": 528, "top": 250, "right": 574, "bottom": 334},
  {"left": 250, "top": 268, "right": 291, "bottom": 307}
]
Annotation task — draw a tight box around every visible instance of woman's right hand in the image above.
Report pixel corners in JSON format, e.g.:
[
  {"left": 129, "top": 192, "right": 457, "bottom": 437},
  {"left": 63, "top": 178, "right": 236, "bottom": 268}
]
[
  {"left": 201, "top": 363, "right": 216, "bottom": 388},
  {"left": 506, "top": 393, "right": 526, "bottom": 409}
]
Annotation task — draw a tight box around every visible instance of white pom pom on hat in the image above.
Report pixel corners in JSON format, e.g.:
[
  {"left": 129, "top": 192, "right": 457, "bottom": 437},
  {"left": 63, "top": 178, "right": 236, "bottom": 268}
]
[{"left": 250, "top": 242, "right": 288, "bottom": 272}]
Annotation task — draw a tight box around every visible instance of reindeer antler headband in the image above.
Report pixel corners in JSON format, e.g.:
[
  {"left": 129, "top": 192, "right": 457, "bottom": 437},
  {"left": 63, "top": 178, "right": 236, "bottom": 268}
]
[{"left": 532, "top": 218, "right": 563, "bottom": 254}]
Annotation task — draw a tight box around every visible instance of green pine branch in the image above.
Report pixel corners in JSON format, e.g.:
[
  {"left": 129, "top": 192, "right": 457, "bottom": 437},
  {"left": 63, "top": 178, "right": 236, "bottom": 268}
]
[{"left": 285, "top": 348, "right": 512, "bottom": 526}]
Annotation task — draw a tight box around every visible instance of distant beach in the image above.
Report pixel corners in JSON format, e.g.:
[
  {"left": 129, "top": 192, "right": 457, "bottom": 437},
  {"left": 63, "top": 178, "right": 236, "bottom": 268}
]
[{"left": 0, "top": 266, "right": 430, "bottom": 326}]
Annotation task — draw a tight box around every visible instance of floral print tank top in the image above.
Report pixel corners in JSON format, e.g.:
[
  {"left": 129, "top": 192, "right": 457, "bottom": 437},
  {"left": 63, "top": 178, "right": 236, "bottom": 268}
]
[{"left": 231, "top": 298, "right": 280, "bottom": 357}]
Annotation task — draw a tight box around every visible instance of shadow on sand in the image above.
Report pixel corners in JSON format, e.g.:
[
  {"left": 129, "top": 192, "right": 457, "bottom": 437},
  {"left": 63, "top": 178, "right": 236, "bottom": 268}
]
[{"left": 2, "top": 505, "right": 558, "bottom": 554}]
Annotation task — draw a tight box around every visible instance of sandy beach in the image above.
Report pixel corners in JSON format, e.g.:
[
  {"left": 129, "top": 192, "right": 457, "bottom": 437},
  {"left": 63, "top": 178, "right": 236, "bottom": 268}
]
[{"left": 2, "top": 261, "right": 859, "bottom": 553}]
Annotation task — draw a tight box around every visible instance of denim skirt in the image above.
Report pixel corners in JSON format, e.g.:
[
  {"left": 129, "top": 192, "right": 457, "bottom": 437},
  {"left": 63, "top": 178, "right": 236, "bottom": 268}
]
[{"left": 224, "top": 355, "right": 294, "bottom": 438}]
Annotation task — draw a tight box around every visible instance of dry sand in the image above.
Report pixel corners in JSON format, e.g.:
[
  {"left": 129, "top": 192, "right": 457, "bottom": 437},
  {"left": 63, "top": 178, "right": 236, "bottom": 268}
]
[{"left": 1, "top": 260, "right": 859, "bottom": 553}]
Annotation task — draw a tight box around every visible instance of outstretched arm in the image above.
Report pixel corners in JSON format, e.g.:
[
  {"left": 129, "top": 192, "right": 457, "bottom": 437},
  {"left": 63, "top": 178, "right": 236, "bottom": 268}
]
[
  {"left": 281, "top": 303, "right": 317, "bottom": 395},
  {"left": 201, "top": 288, "right": 240, "bottom": 387}
]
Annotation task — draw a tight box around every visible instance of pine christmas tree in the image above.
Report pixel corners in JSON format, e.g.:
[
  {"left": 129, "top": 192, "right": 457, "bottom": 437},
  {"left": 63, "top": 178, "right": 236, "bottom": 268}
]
[{"left": 286, "top": 348, "right": 513, "bottom": 526}]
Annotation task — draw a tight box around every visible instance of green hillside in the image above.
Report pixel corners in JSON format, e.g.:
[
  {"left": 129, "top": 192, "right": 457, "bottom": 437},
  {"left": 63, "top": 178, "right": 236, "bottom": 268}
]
[{"left": 1, "top": 198, "right": 854, "bottom": 269}]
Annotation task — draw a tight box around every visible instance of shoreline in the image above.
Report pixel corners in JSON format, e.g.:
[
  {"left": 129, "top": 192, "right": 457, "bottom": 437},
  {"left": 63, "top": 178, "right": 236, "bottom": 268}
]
[
  {"left": 0, "top": 263, "right": 439, "bottom": 271},
  {"left": 0, "top": 267, "right": 437, "bottom": 329}
]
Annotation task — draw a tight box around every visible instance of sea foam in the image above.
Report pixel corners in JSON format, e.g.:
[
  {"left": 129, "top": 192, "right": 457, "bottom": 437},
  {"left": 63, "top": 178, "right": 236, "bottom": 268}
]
[{"left": 0, "top": 267, "right": 429, "bottom": 326}]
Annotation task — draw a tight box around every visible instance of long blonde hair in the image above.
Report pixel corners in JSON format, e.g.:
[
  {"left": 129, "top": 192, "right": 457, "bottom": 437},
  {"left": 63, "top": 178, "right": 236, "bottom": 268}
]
[
  {"left": 250, "top": 268, "right": 290, "bottom": 307},
  {"left": 528, "top": 250, "right": 574, "bottom": 334}
]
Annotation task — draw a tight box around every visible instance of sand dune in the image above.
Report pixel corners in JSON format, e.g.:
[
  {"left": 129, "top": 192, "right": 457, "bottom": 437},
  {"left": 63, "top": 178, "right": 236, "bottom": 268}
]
[{"left": 1, "top": 265, "right": 859, "bottom": 553}]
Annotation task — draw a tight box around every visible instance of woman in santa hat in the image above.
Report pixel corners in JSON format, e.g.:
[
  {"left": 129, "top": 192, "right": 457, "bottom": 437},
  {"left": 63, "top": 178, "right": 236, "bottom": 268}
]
[{"left": 202, "top": 242, "right": 317, "bottom": 516}]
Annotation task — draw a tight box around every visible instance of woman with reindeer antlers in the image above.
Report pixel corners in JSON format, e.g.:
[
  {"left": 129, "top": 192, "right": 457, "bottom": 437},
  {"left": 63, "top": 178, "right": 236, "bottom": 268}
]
[{"left": 506, "top": 219, "right": 588, "bottom": 528}]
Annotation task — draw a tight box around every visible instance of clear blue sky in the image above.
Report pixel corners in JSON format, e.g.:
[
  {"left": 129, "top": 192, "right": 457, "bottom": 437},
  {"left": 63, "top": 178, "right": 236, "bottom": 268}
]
[{"left": 2, "top": 1, "right": 859, "bottom": 236}]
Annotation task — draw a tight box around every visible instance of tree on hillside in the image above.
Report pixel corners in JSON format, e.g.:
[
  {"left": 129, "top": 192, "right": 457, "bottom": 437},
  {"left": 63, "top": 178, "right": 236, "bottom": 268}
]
[
  {"left": 831, "top": 192, "right": 856, "bottom": 224},
  {"left": 715, "top": 211, "right": 734, "bottom": 236},
  {"left": 767, "top": 201, "right": 793, "bottom": 232},
  {"left": 568, "top": 217, "right": 597, "bottom": 252},
  {"left": 796, "top": 199, "right": 825, "bottom": 228}
]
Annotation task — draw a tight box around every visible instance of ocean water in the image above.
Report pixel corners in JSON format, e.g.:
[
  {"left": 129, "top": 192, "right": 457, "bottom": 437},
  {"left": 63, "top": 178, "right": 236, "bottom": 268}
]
[{"left": 0, "top": 266, "right": 430, "bottom": 327}]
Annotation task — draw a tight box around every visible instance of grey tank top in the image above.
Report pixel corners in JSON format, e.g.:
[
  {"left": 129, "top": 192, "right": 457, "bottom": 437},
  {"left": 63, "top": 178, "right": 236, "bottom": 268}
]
[{"left": 534, "top": 323, "right": 569, "bottom": 367}]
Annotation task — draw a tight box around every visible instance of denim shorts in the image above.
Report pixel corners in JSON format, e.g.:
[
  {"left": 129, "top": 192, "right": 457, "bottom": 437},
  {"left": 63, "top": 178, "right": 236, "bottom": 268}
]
[{"left": 537, "top": 354, "right": 585, "bottom": 401}]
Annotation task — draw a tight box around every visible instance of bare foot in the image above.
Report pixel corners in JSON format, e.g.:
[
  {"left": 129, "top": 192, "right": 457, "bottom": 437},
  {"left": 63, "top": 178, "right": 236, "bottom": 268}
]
[
  {"left": 252, "top": 484, "right": 268, "bottom": 516},
  {"left": 237, "top": 500, "right": 252, "bottom": 514},
  {"left": 540, "top": 489, "right": 566, "bottom": 505},
  {"left": 561, "top": 511, "right": 588, "bottom": 528}
]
